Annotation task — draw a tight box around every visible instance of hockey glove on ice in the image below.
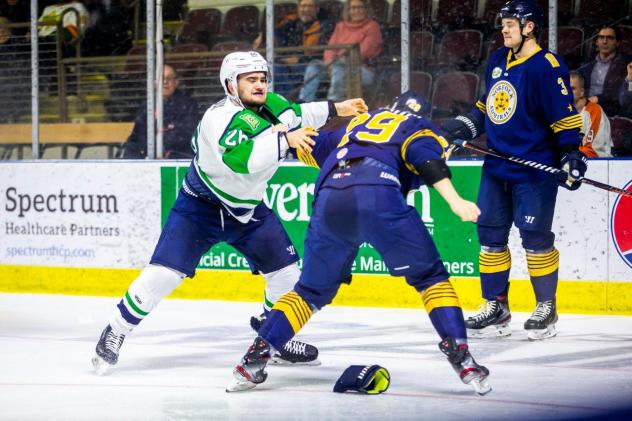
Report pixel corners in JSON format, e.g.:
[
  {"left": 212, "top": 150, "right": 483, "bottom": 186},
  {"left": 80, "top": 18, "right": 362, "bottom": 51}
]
[
  {"left": 333, "top": 365, "right": 390, "bottom": 394},
  {"left": 558, "top": 150, "right": 587, "bottom": 191}
]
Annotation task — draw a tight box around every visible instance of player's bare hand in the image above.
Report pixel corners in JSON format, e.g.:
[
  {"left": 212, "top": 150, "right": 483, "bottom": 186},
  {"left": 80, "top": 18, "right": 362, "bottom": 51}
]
[
  {"left": 450, "top": 199, "right": 481, "bottom": 223},
  {"left": 271, "top": 123, "right": 289, "bottom": 133},
  {"left": 335, "top": 98, "right": 368, "bottom": 117},
  {"left": 286, "top": 127, "right": 317, "bottom": 154}
]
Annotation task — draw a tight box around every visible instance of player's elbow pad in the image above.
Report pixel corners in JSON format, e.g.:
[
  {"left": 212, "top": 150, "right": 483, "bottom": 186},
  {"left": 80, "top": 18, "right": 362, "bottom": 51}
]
[{"left": 417, "top": 159, "right": 452, "bottom": 186}]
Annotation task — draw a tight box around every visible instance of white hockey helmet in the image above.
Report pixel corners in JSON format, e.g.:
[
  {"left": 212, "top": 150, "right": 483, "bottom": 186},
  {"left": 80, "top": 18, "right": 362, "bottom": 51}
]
[{"left": 219, "top": 51, "right": 269, "bottom": 98}]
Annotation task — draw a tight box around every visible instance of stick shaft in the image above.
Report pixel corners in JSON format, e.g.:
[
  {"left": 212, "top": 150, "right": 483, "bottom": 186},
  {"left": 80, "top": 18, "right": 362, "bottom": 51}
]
[{"left": 455, "top": 140, "right": 632, "bottom": 199}]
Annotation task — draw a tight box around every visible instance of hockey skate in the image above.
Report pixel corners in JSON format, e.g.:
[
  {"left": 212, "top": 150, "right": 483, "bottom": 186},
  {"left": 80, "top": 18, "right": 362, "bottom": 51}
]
[
  {"left": 439, "top": 337, "right": 491, "bottom": 396},
  {"left": 524, "top": 299, "right": 558, "bottom": 341},
  {"left": 250, "top": 313, "right": 321, "bottom": 366},
  {"left": 226, "top": 336, "right": 271, "bottom": 392},
  {"left": 92, "top": 324, "right": 125, "bottom": 375},
  {"left": 465, "top": 297, "right": 512, "bottom": 338}
]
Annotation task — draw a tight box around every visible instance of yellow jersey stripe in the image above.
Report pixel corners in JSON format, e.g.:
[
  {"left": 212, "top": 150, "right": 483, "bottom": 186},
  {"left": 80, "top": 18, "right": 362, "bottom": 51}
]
[
  {"left": 296, "top": 149, "right": 320, "bottom": 168},
  {"left": 400, "top": 129, "right": 449, "bottom": 176},
  {"left": 476, "top": 100, "right": 486, "bottom": 113},
  {"left": 551, "top": 114, "right": 583, "bottom": 133}
]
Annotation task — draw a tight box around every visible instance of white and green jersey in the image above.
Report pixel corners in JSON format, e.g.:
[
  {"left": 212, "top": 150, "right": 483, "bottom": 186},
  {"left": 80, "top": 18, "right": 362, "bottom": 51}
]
[{"left": 191, "top": 92, "right": 330, "bottom": 222}]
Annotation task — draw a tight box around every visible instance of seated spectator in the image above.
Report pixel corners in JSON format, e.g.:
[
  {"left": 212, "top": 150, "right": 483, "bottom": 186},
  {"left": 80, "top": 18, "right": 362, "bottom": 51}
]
[
  {"left": 301, "top": 0, "right": 382, "bottom": 102},
  {"left": 121, "top": 64, "right": 199, "bottom": 159},
  {"left": 81, "top": 0, "right": 131, "bottom": 56},
  {"left": 619, "top": 61, "right": 632, "bottom": 118},
  {"left": 0, "top": 0, "right": 29, "bottom": 35},
  {"left": 570, "top": 71, "right": 612, "bottom": 157},
  {"left": 579, "top": 25, "right": 629, "bottom": 116},
  {"left": 274, "top": 0, "right": 333, "bottom": 100}
]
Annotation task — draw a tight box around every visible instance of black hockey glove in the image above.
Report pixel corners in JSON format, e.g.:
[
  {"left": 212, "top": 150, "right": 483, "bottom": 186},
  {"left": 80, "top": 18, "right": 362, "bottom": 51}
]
[
  {"left": 441, "top": 113, "right": 481, "bottom": 143},
  {"left": 558, "top": 150, "right": 587, "bottom": 191}
]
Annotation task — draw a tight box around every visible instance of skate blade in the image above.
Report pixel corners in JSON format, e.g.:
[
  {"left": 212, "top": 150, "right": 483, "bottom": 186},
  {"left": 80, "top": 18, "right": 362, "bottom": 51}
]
[
  {"left": 226, "top": 377, "right": 257, "bottom": 393},
  {"left": 91, "top": 355, "right": 113, "bottom": 376},
  {"left": 269, "top": 356, "right": 322, "bottom": 366},
  {"left": 527, "top": 324, "right": 557, "bottom": 341},
  {"left": 469, "top": 377, "right": 492, "bottom": 396},
  {"left": 467, "top": 324, "right": 512, "bottom": 339}
]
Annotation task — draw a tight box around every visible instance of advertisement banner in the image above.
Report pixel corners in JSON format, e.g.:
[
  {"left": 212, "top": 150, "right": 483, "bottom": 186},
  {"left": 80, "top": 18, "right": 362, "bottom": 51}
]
[
  {"left": 159, "top": 162, "right": 483, "bottom": 277},
  {"left": 1, "top": 160, "right": 630, "bottom": 281},
  {"left": 0, "top": 162, "right": 162, "bottom": 268}
]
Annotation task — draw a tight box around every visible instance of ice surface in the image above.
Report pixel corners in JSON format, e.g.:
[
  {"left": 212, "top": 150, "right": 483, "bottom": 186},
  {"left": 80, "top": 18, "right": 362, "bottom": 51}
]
[{"left": 1, "top": 293, "right": 631, "bottom": 420}]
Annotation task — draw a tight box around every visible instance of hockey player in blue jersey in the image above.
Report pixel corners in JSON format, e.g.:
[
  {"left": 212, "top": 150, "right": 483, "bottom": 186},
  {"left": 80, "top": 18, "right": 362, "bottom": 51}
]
[
  {"left": 441, "top": 0, "right": 587, "bottom": 341},
  {"left": 226, "top": 91, "right": 492, "bottom": 395}
]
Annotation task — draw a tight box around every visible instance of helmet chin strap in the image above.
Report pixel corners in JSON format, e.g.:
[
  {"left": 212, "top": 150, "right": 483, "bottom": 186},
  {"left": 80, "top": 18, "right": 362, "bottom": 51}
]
[{"left": 512, "top": 25, "right": 534, "bottom": 57}]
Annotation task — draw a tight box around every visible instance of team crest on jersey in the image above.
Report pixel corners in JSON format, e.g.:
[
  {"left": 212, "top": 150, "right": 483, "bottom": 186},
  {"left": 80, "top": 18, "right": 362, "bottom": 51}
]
[
  {"left": 239, "top": 113, "right": 260, "bottom": 130},
  {"left": 486, "top": 80, "right": 517, "bottom": 124},
  {"left": 492, "top": 67, "right": 502, "bottom": 79},
  {"left": 611, "top": 180, "right": 632, "bottom": 268}
]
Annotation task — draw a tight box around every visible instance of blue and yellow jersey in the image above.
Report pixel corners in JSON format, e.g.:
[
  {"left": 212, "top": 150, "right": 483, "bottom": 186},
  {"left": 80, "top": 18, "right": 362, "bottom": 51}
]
[
  {"left": 473, "top": 45, "right": 582, "bottom": 182},
  {"left": 296, "top": 108, "right": 450, "bottom": 194}
]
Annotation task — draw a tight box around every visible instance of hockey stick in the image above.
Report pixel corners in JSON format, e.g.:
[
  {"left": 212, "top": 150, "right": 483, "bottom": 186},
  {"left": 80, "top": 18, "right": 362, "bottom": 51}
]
[{"left": 453, "top": 139, "right": 632, "bottom": 198}]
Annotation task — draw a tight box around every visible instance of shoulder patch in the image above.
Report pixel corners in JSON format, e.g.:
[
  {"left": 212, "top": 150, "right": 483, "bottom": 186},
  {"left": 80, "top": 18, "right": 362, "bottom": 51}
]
[
  {"left": 239, "top": 113, "right": 261, "bottom": 131},
  {"left": 544, "top": 53, "right": 560, "bottom": 68}
]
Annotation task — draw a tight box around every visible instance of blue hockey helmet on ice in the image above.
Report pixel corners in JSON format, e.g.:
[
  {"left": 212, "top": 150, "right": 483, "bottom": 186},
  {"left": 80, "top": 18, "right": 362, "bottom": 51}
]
[
  {"left": 496, "top": 0, "right": 544, "bottom": 37},
  {"left": 391, "top": 90, "right": 431, "bottom": 119}
]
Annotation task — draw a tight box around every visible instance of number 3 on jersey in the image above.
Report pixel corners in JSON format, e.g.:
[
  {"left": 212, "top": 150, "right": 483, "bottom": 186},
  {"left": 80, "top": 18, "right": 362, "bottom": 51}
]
[{"left": 337, "top": 111, "right": 407, "bottom": 147}]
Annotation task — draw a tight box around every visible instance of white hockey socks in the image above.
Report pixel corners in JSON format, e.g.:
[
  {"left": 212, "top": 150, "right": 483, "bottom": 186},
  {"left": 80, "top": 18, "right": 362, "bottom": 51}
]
[
  {"left": 262, "top": 264, "right": 301, "bottom": 312},
  {"left": 110, "top": 264, "right": 184, "bottom": 334}
]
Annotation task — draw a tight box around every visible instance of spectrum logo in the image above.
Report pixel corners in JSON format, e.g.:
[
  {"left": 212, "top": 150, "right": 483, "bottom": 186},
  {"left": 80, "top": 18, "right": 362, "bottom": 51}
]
[{"left": 611, "top": 180, "right": 632, "bottom": 269}]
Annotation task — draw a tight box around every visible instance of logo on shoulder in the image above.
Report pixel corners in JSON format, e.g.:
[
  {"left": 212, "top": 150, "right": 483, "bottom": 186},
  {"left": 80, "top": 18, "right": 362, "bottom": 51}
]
[
  {"left": 611, "top": 181, "right": 632, "bottom": 269},
  {"left": 336, "top": 147, "right": 348, "bottom": 159},
  {"left": 239, "top": 113, "right": 260, "bottom": 131},
  {"left": 486, "top": 80, "right": 517, "bottom": 125},
  {"left": 492, "top": 67, "right": 502, "bottom": 79}
]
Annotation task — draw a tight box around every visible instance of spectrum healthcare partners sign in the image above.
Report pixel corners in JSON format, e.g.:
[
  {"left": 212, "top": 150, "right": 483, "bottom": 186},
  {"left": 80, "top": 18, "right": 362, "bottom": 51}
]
[
  {"left": 1, "top": 160, "right": 629, "bottom": 281},
  {"left": 160, "top": 162, "right": 482, "bottom": 277}
]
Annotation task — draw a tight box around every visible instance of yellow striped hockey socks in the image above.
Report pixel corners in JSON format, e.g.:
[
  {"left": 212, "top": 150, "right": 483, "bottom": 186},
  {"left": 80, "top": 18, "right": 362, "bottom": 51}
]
[
  {"left": 422, "top": 280, "right": 466, "bottom": 339},
  {"left": 527, "top": 248, "right": 559, "bottom": 301},
  {"left": 258, "top": 291, "right": 314, "bottom": 350}
]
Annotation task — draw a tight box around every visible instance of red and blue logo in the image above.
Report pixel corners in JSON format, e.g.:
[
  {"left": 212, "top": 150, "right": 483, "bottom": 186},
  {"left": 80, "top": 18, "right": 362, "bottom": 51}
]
[{"left": 611, "top": 181, "right": 632, "bottom": 269}]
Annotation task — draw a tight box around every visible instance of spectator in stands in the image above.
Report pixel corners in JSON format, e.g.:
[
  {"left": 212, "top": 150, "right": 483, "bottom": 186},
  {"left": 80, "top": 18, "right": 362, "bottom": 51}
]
[
  {"left": 579, "top": 25, "right": 629, "bottom": 116},
  {"left": 81, "top": 0, "right": 131, "bottom": 56},
  {"left": 570, "top": 71, "right": 612, "bottom": 158},
  {"left": 0, "top": 0, "right": 29, "bottom": 35},
  {"left": 301, "top": 0, "right": 382, "bottom": 102},
  {"left": 274, "top": 0, "right": 333, "bottom": 100},
  {"left": 619, "top": 61, "right": 632, "bottom": 118},
  {"left": 121, "top": 64, "right": 199, "bottom": 159}
]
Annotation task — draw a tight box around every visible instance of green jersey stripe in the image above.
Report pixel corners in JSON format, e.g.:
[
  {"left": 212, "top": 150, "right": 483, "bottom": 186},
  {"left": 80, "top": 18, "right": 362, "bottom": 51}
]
[{"left": 193, "top": 161, "right": 261, "bottom": 205}]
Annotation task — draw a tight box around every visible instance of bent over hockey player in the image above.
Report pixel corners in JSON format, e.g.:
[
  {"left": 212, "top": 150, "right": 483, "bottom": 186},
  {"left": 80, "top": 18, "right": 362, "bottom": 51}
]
[
  {"left": 92, "top": 51, "right": 368, "bottom": 374},
  {"left": 227, "top": 91, "right": 492, "bottom": 395},
  {"left": 441, "top": 0, "right": 586, "bottom": 340}
]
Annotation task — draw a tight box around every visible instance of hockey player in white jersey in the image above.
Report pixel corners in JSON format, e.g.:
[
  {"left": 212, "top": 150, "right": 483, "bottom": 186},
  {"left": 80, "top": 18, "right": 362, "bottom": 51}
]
[{"left": 92, "top": 51, "right": 368, "bottom": 374}]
